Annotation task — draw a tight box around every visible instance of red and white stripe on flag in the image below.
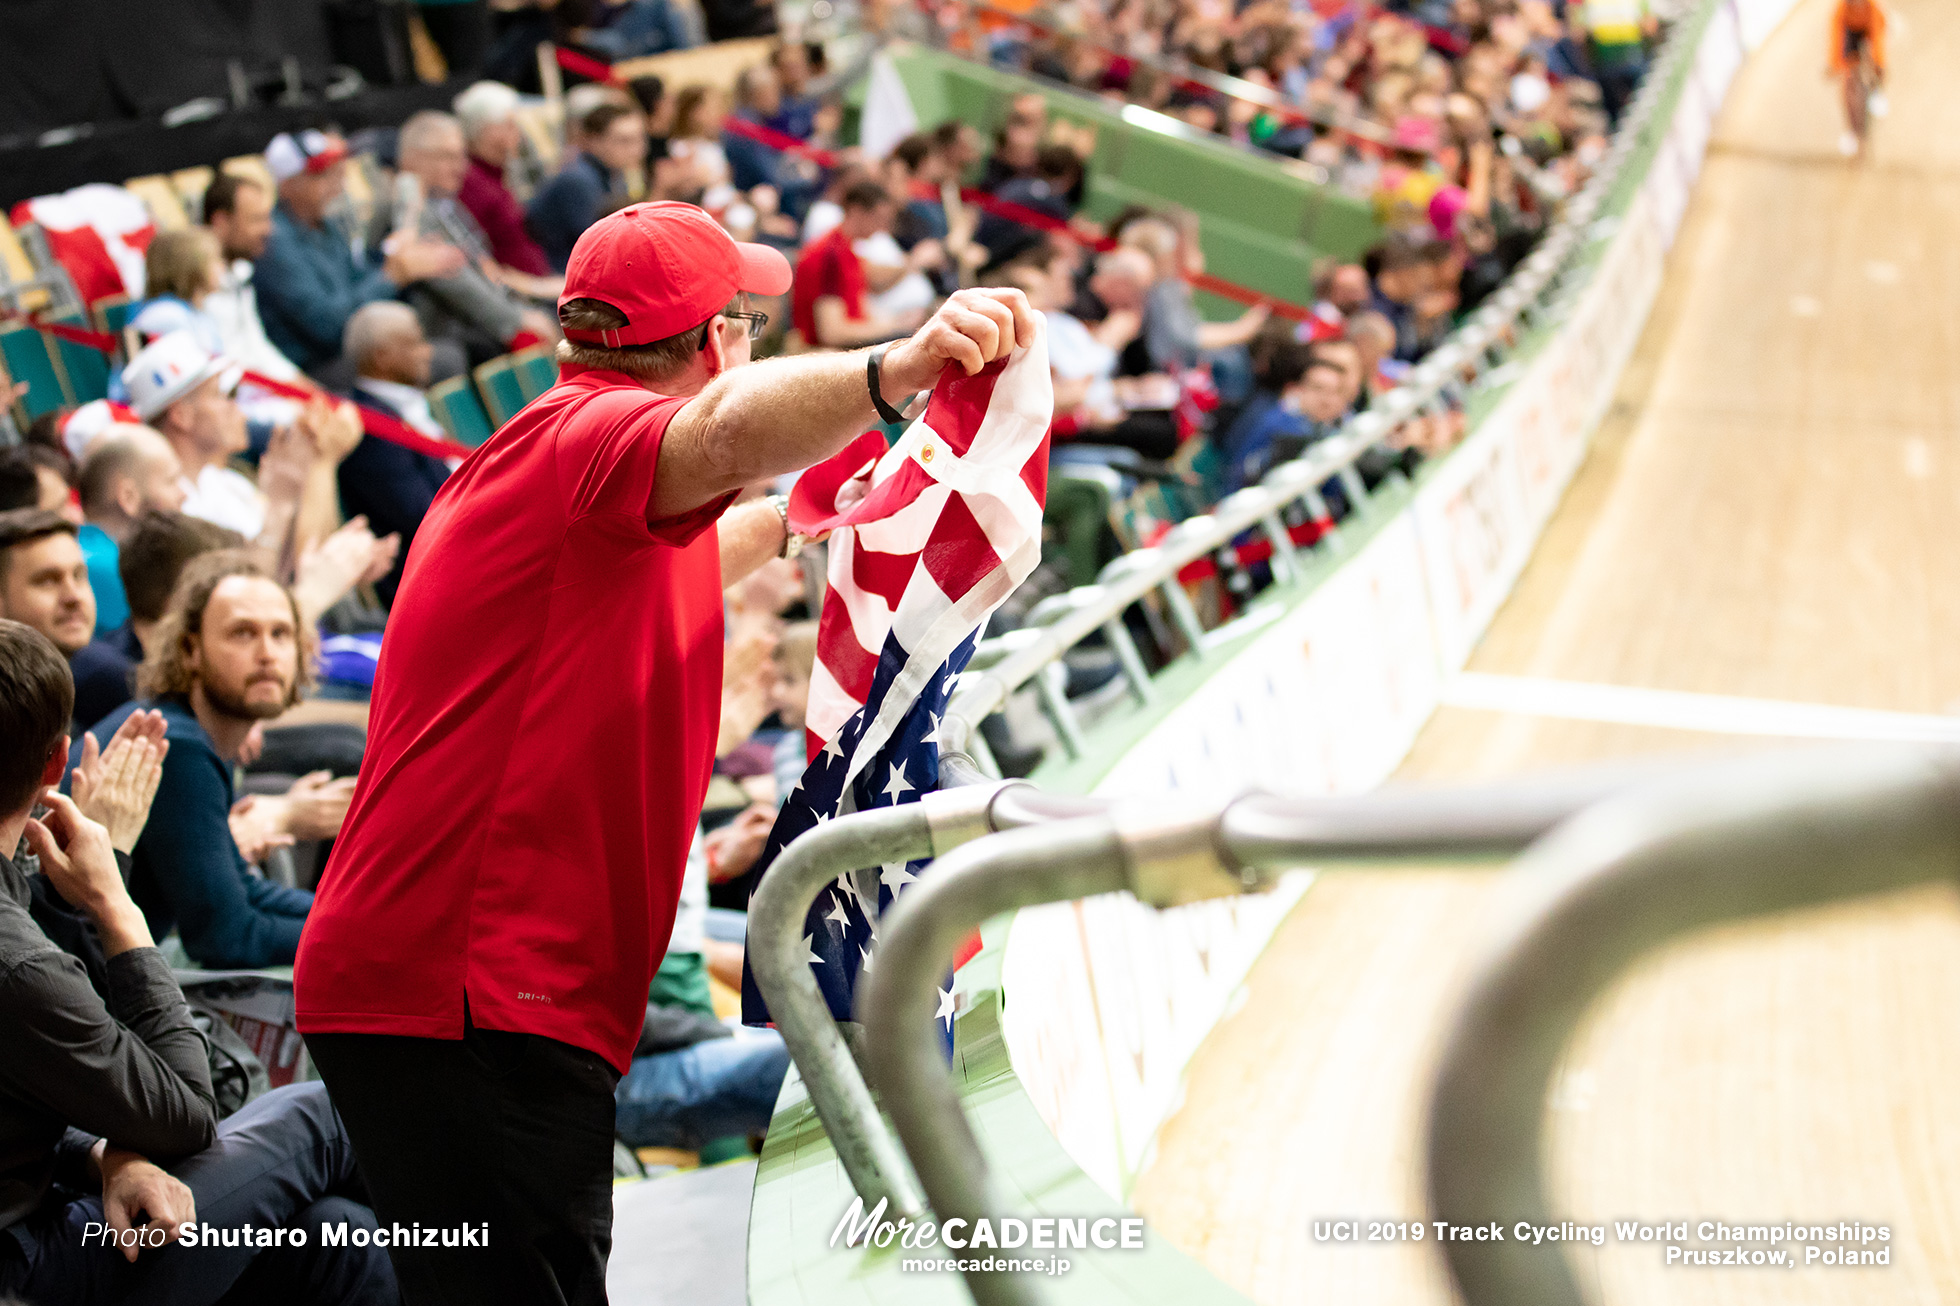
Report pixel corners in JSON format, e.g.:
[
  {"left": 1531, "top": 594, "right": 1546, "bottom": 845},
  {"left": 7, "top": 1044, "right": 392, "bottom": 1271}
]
[
  {"left": 788, "top": 319, "right": 1053, "bottom": 772},
  {"left": 11, "top": 184, "right": 157, "bottom": 306}
]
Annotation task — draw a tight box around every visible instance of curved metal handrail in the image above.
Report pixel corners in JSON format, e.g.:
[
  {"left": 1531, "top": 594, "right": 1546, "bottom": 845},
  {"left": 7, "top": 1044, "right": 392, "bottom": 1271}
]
[
  {"left": 1425, "top": 746, "right": 1960, "bottom": 1306},
  {"left": 936, "top": 10, "right": 1693, "bottom": 768}
]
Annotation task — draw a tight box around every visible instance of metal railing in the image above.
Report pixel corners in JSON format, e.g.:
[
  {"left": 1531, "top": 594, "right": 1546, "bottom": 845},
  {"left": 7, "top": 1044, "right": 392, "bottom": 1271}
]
[
  {"left": 1425, "top": 746, "right": 1960, "bottom": 1305},
  {"left": 746, "top": 10, "right": 1713, "bottom": 1305},
  {"left": 747, "top": 753, "right": 1712, "bottom": 1306},
  {"left": 934, "top": 6, "right": 1695, "bottom": 773}
]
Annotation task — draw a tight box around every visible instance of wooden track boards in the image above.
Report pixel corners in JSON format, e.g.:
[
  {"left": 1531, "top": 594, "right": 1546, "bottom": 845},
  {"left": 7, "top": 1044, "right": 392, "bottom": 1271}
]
[{"left": 1133, "top": 0, "right": 1960, "bottom": 1301}]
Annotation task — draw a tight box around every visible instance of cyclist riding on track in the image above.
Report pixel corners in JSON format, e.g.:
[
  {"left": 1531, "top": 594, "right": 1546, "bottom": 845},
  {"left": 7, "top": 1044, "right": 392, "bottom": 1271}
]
[{"left": 1830, "top": 0, "right": 1888, "bottom": 158}]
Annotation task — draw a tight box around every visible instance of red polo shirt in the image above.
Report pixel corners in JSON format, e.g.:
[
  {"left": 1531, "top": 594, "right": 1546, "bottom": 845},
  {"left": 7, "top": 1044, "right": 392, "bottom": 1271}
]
[
  {"left": 790, "top": 225, "right": 867, "bottom": 346},
  {"left": 295, "top": 363, "right": 730, "bottom": 1074}
]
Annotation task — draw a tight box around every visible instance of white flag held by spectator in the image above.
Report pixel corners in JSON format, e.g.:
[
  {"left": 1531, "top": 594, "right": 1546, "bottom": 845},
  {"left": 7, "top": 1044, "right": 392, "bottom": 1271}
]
[{"left": 859, "top": 52, "right": 919, "bottom": 162}]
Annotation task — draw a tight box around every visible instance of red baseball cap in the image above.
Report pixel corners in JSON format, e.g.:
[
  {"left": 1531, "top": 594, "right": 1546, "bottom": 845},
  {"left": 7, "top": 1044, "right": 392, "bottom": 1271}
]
[{"left": 558, "top": 202, "right": 793, "bottom": 347}]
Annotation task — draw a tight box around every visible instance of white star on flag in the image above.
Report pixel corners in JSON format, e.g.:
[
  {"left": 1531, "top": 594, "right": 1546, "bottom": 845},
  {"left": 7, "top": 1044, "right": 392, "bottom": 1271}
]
[
  {"left": 739, "top": 320, "right": 1053, "bottom": 1062},
  {"left": 935, "top": 987, "right": 957, "bottom": 1029}
]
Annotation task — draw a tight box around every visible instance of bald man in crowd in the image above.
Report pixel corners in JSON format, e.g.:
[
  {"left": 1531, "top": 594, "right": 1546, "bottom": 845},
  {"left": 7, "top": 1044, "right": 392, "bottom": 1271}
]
[
  {"left": 75, "top": 426, "right": 186, "bottom": 639},
  {"left": 340, "top": 303, "right": 453, "bottom": 605}
]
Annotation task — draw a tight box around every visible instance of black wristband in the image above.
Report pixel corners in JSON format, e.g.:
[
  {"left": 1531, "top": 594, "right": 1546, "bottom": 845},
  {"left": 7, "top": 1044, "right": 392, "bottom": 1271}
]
[{"left": 867, "top": 343, "right": 908, "bottom": 426}]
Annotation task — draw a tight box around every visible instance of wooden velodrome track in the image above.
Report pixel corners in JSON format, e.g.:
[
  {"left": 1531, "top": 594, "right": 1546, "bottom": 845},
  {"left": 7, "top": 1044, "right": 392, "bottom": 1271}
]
[{"left": 1130, "top": 1, "right": 1960, "bottom": 1303}]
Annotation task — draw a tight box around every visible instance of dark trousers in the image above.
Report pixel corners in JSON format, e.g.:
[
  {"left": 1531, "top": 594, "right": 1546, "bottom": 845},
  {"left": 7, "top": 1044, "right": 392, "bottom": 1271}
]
[
  {"left": 0, "top": 1082, "right": 398, "bottom": 1305},
  {"left": 417, "top": 2, "right": 492, "bottom": 77},
  {"left": 305, "top": 1017, "right": 621, "bottom": 1306}
]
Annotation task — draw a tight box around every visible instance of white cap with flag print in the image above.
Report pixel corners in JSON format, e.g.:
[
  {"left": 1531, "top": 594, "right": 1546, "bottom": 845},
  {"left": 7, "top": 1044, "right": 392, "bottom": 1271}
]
[
  {"left": 121, "top": 331, "right": 244, "bottom": 422},
  {"left": 265, "top": 129, "right": 351, "bottom": 182}
]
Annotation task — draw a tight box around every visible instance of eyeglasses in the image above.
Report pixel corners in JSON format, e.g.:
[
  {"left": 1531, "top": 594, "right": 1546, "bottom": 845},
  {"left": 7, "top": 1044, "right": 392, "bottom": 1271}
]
[{"left": 698, "top": 309, "right": 770, "bottom": 350}]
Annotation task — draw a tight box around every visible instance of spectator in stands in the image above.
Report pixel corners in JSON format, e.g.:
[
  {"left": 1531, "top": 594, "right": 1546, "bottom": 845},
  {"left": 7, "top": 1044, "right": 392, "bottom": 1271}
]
[
  {"left": 1367, "top": 235, "right": 1432, "bottom": 364},
  {"left": 76, "top": 426, "right": 185, "bottom": 640},
  {"left": 293, "top": 200, "right": 1033, "bottom": 1303},
  {"left": 0, "top": 447, "right": 77, "bottom": 521},
  {"left": 254, "top": 129, "right": 466, "bottom": 375},
  {"left": 666, "top": 85, "right": 739, "bottom": 199},
  {"left": 123, "top": 332, "right": 357, "bottom": 559},
  {"left": 201, "top": 173, "right": 312, "bottom": 387},
  {"left": 581, "top": 0, "right": 694, "bottom": 58},
  {"left": 127, "top": 230, "right": 227, "bottom": 357},
  {"left": 0, "top": 619, "right": 398, "bottom": 1306},
  {"left": 616, "top": 835, "right": 789, "bottom": 1153},
  {"left": 1346, "top": 310, "right": 1406, "bottom": 398},
  {"left": 767, "top": 39, "right": 823, "bottom": 141},
  {"left": 92, "top": 551, "right": 341, "bottom": 968},
  {"left": 974, "top": 144, "right": 1085, "bottom": 270},
  {"left": 341, "top": 304, "right": 453, "bottom": 605},
  {"left": 114, "top": 512, "right": 240, "bottom": 662},
  {"left": 1011, "top": 246, "right": 1180, "bottom": 460},
  {"left": 1314, "top": 261, "right": 1376, "bottom": 322},
  {"left": 380, "top": 111, "right": 559, "bottom": 366},
  {"left": 0, "top": 511, "right": 114, "bottom": 732},
  {"left": 726, "top": 64, "right": 821, "bottom": 223},
  {"left": 980, "top": 105, "right": 1044, "bottom": 193},
  {"left": 770, "top": 619, "right": 817, "bottom": 804},
  {"left": 1573, "top": 0, "right": 1656, "bottom": 119},
  {"left": 889, "top": 133, "right": 951, "bottom": 244},
  {"left": 791, "top": 182, "right": 927, "bottom": 349},
  {"left": 454, "top": 81, "right": 556, "bottom": 281},
  {"left": 1117, "top": 215, "right": 1270, "bottom": 377},
  {"left": 1233, "top": 353, "right": 1351, "bottom": 489},
  {"left": 527, "top": 104, "right": 645, "bottom": 271}
]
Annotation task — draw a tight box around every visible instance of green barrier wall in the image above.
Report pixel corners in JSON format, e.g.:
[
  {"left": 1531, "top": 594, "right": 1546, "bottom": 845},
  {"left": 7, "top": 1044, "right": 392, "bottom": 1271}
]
[{"left": 884, "top": 46, "right": 1381, "bottom": 318}]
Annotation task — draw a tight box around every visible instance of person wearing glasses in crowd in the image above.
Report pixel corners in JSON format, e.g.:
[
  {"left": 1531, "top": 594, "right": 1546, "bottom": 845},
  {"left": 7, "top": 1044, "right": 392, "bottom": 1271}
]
[{"left": 295, "top": 201, "right": 1036, "bottom": 1303}]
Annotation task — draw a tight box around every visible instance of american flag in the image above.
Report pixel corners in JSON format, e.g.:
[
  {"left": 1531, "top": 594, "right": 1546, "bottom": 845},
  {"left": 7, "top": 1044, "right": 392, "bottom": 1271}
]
[{"left": 742, "top": 320, "right": 1052, "bottom": 1047}]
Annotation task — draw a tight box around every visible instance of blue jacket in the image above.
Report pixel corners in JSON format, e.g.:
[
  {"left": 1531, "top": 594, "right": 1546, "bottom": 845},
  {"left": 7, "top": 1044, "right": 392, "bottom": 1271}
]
[
  {"left": 340, "top": 388, "right": 453, "bottom": 605},
  {"left": 526, "top": 153, "right": 618, "bottom": 272},
  {"left": 255, "top": 203, "right": 398, "bottom": 371},
  {"left": 80, "top": 697, "right": 313, "bottom": 969}
]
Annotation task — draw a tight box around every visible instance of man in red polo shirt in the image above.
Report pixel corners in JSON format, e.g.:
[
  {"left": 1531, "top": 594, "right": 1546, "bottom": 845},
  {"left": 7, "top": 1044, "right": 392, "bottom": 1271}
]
[
  {"left": 295, "top": 201, "right": 1034, "bottom": 1303},
  {"left": 790, "top": 180, "right": 924, "bottom": 349}
]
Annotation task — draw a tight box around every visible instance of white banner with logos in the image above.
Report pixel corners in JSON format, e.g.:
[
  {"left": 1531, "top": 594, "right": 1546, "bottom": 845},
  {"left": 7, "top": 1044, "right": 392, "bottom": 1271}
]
[{"left": 1000, "top": 1, "right": 1772, "bottom": 1204}]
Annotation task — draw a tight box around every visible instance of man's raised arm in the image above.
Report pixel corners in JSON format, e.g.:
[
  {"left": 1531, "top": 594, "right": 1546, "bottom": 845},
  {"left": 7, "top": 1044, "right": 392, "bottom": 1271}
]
[{"left": 652, "top": 288, "right": 1037, "bottom": 521}]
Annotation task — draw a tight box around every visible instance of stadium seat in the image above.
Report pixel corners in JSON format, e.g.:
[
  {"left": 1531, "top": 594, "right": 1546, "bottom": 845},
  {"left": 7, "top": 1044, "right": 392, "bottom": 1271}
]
[
  {"left": 222, "top": 155, "right": 277, "bottom": 200},
  {"left": 430, "top": 375, "right": 496, "bottom": 447},
  {"left": 473, "top": 354, "right": 529, "bottom": 427},
  {"left": 93, "top": 293, "right": 133, "bottom": 338},
  {"left": 124, "top": 175, "right": 191, "bottom": 230},
  {"left": 0, "top": 217, "right": 53, "bottom": 314},
  {"left": 170, "top": 166, "right": 215, "bottom": 217},
  {"left": 0, "top": 324, "right": 72, "bottom": 417},
  {"left": 45, "top": 308, "right": 111, "bottom": 403},
  {"left": 511, "top": 345, "right": 557, "bottom": 401}
]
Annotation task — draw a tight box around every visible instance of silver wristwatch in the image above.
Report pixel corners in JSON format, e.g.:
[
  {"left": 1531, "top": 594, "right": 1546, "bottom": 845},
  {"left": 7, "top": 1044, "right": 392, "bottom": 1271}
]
[{"left": 768, "top": 494, "right": 806, "bottom": 561}]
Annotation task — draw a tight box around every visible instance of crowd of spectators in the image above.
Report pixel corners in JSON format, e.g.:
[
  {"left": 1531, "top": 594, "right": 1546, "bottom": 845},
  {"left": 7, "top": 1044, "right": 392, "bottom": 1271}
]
[{"left": 0, "top": 0, "right": 1663, "bottom": 1286}]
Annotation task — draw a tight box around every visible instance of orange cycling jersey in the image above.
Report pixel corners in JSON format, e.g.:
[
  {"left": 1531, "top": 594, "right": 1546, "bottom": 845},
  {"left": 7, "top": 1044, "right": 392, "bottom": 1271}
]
[{"left": 1830, "top": 0, "right": 1887, "bottom": 76}]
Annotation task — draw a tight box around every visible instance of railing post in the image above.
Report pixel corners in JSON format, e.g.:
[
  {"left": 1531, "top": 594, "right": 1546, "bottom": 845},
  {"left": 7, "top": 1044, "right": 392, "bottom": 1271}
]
[{"left": 1426, "top": 748, "right": 1960, "bottom": 1306}]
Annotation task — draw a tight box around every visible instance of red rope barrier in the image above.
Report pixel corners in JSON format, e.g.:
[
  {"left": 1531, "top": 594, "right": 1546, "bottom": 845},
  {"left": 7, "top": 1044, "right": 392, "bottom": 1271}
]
[{"left": 4, "top": 306, "right": 476, "bottom": 462}]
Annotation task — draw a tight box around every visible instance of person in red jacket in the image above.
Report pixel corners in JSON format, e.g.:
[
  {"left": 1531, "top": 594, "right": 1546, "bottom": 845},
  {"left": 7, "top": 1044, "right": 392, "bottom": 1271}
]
[{"left": 296, "top": 201, "right": 1034, "bottom": 1304}]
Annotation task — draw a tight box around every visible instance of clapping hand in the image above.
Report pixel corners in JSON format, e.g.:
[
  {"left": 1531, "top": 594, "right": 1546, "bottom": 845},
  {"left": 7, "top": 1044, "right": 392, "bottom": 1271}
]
[{"left": 71, "top": 710, "right": 169, "bottom": 854}]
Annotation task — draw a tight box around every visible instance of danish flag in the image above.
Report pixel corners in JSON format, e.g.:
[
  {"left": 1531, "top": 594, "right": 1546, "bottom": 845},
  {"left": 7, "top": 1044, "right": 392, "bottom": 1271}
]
[{"left": 742, "top": 320, "right": 1052, "bottom": 1044}]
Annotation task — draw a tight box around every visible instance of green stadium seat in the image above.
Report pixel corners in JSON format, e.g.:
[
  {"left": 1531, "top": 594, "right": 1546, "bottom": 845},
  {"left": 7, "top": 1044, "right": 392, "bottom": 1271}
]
[
  {"left": 46, "top": 309, "right": 111, "bottom": 404},
  {"left": 94, "top": 294, "right": 135, "bottom": 338},
  {"left": 510, "top": 345, "right": 557, "bottom": 401},
  {"left": 429, "top": 375, "right": 495, "bottom": 448},
  {"left": 472, "top": 354, "right": 527, "bottom": 427},
  {"left": 0, "top": 324, "right": 71, "bottom": 418}
]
